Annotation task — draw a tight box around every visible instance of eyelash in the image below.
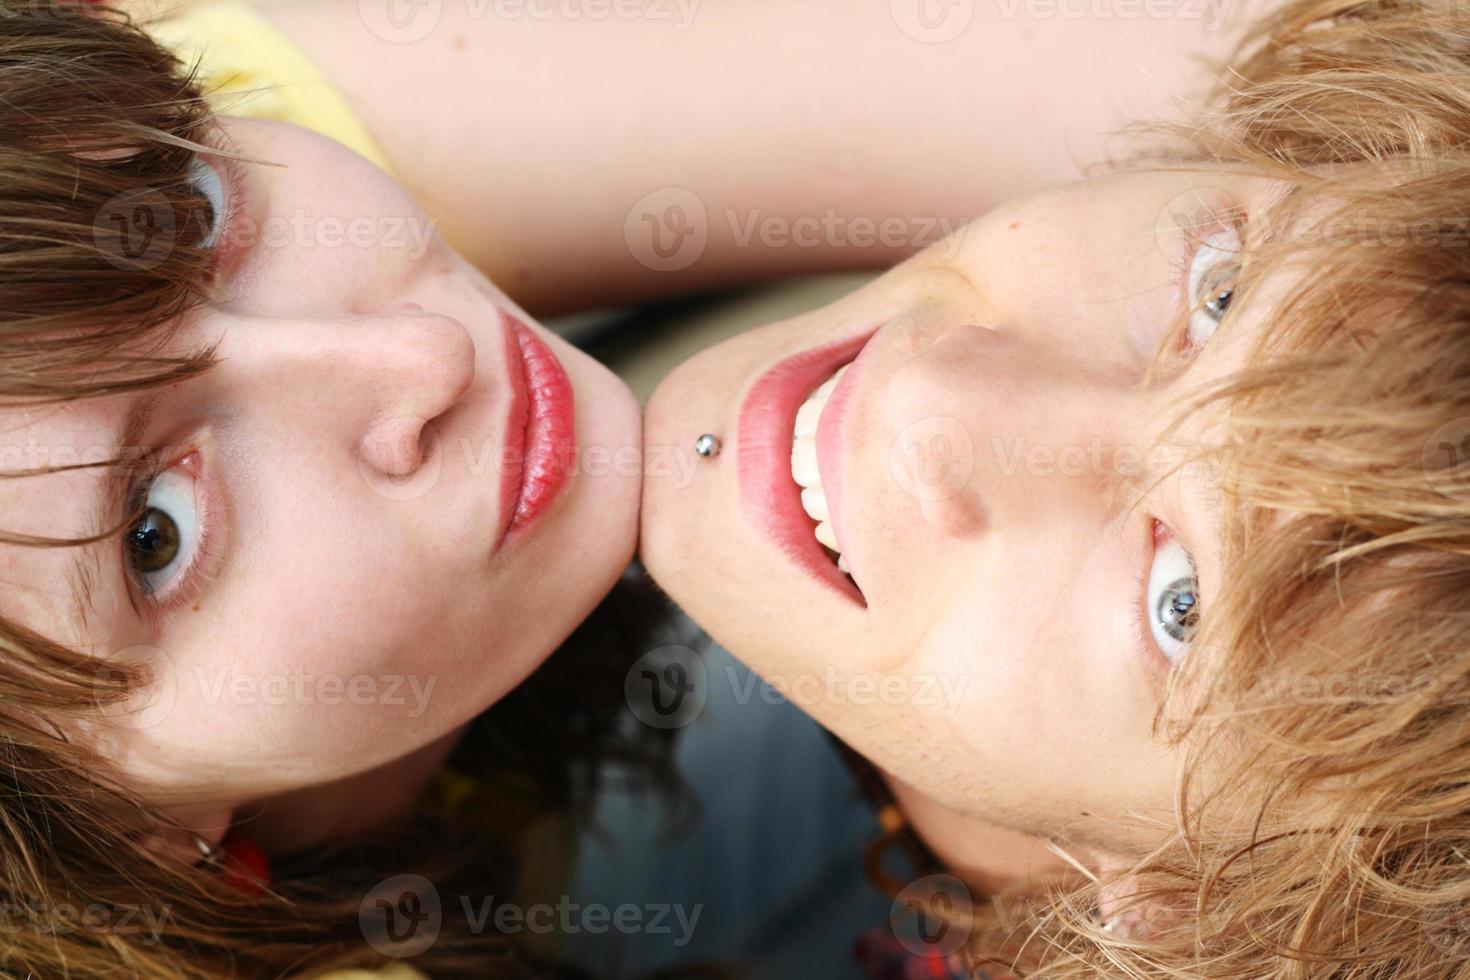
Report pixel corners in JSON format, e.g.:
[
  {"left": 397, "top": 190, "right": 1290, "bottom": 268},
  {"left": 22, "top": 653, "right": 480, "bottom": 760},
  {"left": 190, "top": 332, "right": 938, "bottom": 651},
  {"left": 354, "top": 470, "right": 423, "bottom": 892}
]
[
  {"left": 122, "top": 449, "right": 223, "bottom": 620},
  {"left": 119, "top": 141, "right": 244, "bottom": 620},
  {"left": 1130, "top": 518, "right": 1196, "bottom": 684},
  {"left": 1163, "top": 206, "right": 1247, "bottom": 355},
  {"left": 1131, "top": 208, "right": 1237, "bottom": 682},
  {"left": 197, "top": 146, "right": 249, "bottom": 282}
]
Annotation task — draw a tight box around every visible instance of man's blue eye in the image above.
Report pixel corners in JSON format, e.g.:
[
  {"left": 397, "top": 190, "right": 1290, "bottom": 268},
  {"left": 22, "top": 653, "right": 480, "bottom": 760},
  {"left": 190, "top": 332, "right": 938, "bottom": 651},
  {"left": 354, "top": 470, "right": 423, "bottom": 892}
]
[
  {"left": 1147, "top": 533, "right": 1200, "bottom": 664},
  {"left": 1185, "top": 226, "right": 1242, "bottom": 348}
]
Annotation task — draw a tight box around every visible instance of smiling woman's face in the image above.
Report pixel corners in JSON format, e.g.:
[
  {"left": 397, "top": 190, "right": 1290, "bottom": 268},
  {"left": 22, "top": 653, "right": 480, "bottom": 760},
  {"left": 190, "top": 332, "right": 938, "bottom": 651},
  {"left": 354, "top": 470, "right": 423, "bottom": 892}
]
[
  {"left": 0, "top": 117, "right": 641, "bottom": 805},
  {"left": 642, "top": 168, "right": 1299, "bottom": 856}
]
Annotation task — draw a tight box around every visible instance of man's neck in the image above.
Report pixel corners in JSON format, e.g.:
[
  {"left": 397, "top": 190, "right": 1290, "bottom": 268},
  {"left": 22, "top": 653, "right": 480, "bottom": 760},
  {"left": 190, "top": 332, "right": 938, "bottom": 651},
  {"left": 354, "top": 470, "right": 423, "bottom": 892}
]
[{"left": 883, "top": 774, "right": 1074, "bottom": 896}]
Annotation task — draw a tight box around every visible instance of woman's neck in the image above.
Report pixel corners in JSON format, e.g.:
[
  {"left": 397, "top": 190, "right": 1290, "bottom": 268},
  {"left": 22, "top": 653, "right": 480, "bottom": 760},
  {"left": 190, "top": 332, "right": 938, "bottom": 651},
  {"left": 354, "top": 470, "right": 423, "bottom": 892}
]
[{"left": 245, "top": 724, "right": 470, "bottom": 857}]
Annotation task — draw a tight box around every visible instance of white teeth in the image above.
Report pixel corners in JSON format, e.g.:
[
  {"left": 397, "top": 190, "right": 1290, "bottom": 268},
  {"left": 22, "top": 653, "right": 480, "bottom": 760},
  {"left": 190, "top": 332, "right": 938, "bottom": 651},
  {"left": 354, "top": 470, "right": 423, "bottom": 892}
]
[
  {"left": 790, "top": 364, "right": 854, "bottom": 578},
  {"left": 800, "top": 486, "right": 829, "bottom": 522},
  {"left": 813, "top": 519, "right": 838, "bottom": 550},
  {"left": 793, "top": 397, "right": 823, "bottom": 438},
  {"left": 790, "top": 434, "right": 821, "bottom": 487}
]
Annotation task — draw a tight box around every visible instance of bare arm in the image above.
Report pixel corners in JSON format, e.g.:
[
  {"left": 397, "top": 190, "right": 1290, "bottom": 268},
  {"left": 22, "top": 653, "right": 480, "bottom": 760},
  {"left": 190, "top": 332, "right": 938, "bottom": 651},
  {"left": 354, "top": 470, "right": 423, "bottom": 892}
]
[{"left": 264, "top": 0, "right": 1264, "bottom": 315}]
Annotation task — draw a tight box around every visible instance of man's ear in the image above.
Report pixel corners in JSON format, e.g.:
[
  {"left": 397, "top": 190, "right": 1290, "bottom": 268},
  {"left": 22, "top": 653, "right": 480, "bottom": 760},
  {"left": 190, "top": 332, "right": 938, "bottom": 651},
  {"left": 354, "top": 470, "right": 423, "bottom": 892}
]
[
  {"left": 1093, "top": 854, "right": 1184, "bottom": 940},
  {"left": 1096, "top": 871, "right": 1153, "bottom": 937}
]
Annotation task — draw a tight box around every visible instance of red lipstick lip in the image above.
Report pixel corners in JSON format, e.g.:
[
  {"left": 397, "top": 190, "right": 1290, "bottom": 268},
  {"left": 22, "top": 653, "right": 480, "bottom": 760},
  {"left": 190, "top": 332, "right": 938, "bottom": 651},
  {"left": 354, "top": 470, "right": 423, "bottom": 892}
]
[
  {"left": 737, "top": 330, "right": 877, "bottom": 605},
  {"left": 495, "top": 310, "right": 576, "bottom": 547}
]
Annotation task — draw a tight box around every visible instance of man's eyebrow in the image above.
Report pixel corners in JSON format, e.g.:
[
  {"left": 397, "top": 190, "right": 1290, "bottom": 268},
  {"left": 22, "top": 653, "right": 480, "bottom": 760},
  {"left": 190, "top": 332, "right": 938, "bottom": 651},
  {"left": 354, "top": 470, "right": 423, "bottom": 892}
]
[
  {"left": 65, "top": 389, "right": 164, "bottom": 632},
  {"left": 1173, "top": 180, "right": 1302, "bottom": 599},
  {"left": 1252, "top": 180, "right": 1305, "bottom": 245},
  {"left": 1180, "top": 458, "right": 1225, "bottom": 595}
]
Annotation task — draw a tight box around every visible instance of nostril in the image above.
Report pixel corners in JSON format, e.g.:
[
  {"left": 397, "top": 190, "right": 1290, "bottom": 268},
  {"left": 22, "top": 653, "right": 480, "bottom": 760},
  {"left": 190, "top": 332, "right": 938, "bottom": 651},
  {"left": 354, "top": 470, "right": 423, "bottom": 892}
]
[
  {"left": 361, "top": 414, "right": 436, "bottom": 478},
  {"left": 352, "top": 308, "right": 474, "bottom": 487}
]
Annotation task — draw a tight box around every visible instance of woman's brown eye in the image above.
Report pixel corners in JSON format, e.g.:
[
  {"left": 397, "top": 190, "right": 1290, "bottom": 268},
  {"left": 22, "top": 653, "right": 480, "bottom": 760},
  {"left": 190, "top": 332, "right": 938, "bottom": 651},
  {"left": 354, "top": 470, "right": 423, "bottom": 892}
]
[
  {"left": 128, "top": 508, "right": 180, "bottom": 576},
  {"left": 126, "top": 467, "right": 199, "bottom": 598}
]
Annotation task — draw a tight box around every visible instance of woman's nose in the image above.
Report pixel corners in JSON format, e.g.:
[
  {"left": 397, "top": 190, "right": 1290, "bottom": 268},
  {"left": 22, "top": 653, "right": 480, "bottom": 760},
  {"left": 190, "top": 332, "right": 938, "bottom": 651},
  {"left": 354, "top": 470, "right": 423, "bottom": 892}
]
[
  {"left": 214, "top": 306, "right": 477, "bottom": 482},
  {"left": 354, "top": 311, "right": 476, "bottom": 480},
  {"left": 359, "top": 413, "right": 441, "bottom": 479}
]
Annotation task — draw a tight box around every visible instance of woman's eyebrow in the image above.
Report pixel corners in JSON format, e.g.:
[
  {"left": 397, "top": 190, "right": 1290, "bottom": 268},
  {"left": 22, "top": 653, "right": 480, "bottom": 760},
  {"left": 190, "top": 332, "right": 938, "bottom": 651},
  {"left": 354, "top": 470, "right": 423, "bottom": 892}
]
[{"left": 65, "top": 389, "right": 163, "bottom": 633}]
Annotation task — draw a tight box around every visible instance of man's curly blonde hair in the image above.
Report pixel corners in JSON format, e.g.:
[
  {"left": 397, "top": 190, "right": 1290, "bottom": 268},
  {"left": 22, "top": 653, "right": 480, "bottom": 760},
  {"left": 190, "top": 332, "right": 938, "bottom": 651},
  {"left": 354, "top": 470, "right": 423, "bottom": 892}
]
[{"left": 953, "top": 1, "right": 1470, "bottom": 976}]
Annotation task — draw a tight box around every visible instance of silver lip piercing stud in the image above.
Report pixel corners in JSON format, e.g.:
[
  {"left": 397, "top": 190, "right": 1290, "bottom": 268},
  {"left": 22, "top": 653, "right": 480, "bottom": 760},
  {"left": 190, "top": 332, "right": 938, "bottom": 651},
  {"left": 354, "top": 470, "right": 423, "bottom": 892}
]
[{"left": 694, "top": 433, "right": 722, "bottom": 458}]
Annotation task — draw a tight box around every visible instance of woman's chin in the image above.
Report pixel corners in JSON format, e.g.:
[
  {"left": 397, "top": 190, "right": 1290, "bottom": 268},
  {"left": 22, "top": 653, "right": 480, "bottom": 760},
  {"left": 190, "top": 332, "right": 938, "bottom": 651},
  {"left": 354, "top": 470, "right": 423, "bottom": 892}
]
[
  {"left": 467, "top": 333, "right": 643, "bottom": 706},
  {"left": 546, "top": 333, "right": 643, "bottom": 589}
]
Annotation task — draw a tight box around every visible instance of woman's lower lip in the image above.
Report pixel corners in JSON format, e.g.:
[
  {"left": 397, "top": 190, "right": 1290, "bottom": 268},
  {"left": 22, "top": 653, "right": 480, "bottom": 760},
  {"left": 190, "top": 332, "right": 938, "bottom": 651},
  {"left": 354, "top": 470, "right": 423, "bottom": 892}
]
[
  {"left": 496, "top": 311, "right": 575, "bottom": 544},
  {"left": 737, "top": 330, "right": 876, "bottom": 604}
]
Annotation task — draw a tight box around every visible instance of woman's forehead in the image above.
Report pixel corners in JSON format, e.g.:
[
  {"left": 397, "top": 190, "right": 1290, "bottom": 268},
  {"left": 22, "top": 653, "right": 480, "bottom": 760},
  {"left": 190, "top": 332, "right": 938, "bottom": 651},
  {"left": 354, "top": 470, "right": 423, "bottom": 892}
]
[{"left": 0, "top": 395, "right": 144, "bottom": 645}]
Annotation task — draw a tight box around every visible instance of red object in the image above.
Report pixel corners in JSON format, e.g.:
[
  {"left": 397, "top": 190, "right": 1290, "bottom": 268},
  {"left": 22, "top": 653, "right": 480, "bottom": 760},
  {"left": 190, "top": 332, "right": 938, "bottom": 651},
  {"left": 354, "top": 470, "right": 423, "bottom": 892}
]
[
  {"left": 496, "top": 312, "right": 576, "bottom": 543},
  {"left": 216, "top": 829, "right": 271, "bottom": 896}
]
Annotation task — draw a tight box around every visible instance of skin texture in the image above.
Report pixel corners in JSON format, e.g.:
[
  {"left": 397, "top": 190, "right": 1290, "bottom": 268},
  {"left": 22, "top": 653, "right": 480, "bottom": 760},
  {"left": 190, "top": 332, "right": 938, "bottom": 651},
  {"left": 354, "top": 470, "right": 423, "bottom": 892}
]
[
  {"left": 640, "top": 167, "right": 1301, "bottom": 882},
  {"left": 265, "top": 0, "right": 1274, "bottom": 314},
  {"left": 10, "top": 0, "right": 1286, "bottom": 861},
  {"left": 0, "top": 117, "right": 641, "bottom": 854}
]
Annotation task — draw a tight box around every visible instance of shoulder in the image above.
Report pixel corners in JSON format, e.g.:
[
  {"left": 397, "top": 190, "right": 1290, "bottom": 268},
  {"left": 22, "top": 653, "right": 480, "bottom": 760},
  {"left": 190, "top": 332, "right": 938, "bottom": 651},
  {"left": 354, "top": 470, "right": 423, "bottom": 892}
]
[{"left": 137, "top": 0, "right": 395, "bottom": 173}]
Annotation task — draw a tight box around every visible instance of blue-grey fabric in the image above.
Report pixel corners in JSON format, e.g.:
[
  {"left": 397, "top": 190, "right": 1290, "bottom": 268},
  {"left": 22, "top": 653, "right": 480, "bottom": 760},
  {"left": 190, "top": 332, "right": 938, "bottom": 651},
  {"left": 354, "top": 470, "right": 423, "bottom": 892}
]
[{"left": 562, "top": 638, "right": 889, "bottom": 979}]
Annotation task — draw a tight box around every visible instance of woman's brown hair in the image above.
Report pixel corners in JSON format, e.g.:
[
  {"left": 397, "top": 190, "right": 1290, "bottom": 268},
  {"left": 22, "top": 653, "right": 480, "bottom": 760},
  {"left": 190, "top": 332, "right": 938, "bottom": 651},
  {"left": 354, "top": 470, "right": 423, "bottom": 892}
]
[{"left": 0, "top": 6, "right": 687, "bottom": 977}]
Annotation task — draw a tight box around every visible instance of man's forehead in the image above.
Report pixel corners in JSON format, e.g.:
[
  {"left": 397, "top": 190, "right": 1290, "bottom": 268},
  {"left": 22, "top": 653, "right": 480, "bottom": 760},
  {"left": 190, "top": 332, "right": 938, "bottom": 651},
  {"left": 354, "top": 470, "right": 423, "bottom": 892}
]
[{"left": 1144, "top": 181, "right": 1319, "bottom": 606}]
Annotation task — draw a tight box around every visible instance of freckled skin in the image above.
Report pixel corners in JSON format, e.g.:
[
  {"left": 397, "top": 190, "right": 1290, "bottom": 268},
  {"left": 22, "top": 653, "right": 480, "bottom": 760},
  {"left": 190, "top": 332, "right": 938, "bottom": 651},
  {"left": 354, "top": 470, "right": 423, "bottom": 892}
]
[{"left": 642, "top": 168, "right": 1296, "bottom": 878}]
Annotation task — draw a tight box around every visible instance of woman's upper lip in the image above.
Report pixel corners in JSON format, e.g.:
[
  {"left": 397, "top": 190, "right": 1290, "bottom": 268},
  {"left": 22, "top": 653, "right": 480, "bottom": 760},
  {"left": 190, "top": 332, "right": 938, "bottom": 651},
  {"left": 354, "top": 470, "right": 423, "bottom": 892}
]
[{"left": 735, "top": 329, "right": 878, "bottom": 605}]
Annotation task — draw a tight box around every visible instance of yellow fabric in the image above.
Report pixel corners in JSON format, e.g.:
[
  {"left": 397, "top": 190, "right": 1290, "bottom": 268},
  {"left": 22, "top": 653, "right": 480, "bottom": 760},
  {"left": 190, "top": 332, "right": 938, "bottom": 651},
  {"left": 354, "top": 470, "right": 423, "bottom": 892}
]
[{"left": 143, "top": 0, "right": 394, "bottom": 174}]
